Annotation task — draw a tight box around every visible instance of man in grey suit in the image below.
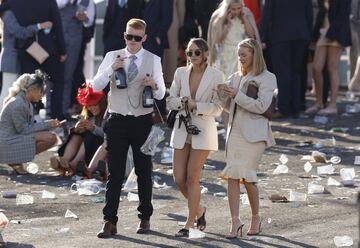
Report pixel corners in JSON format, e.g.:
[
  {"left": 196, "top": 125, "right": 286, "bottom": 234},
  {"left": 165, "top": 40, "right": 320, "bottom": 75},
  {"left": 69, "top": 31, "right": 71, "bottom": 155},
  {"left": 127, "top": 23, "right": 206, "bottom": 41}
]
[{"left": 56, "top": 0, "right": 93, "bottom": 119}]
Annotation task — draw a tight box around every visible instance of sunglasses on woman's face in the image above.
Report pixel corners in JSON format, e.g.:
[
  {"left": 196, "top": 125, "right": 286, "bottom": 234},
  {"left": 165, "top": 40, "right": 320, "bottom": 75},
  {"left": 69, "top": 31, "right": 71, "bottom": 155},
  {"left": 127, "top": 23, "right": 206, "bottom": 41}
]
[
  {"left": 125, "top": 34, "right": 143, "bottom": 42},
  {"left": 186, "top": 49, "right": 202, "bottom": 57}
]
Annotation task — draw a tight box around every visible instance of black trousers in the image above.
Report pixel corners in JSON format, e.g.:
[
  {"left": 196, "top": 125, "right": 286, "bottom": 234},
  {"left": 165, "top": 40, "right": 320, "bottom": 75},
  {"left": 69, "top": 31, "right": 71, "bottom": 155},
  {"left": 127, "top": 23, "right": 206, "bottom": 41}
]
[
  {"left": 270, "top": 40, "right": 308, "bottom": 116},
  {"left": 18, "top": 51, "right": 65, "bottom": 120},
  {"left": 103, "top": 113, "right": 153, "bottom": 224}
]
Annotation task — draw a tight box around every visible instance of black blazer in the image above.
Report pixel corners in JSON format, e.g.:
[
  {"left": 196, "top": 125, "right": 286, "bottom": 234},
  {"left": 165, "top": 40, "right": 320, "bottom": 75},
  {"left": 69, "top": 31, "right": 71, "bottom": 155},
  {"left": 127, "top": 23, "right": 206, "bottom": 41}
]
[
  {"left": 103, "top": 0, "right": 142, "bottom": 39},
  {"left": 141, "top": 0, "right": 173, "bottom": 50},
  {"left": 9, "top": 0, "right": 66, "bottom": 56},
  {"left": 312, "top": 0, "right": 351, "bottom": 47},
  {"left": 259, "top": 0, "right": 313, "bottom": 45}
]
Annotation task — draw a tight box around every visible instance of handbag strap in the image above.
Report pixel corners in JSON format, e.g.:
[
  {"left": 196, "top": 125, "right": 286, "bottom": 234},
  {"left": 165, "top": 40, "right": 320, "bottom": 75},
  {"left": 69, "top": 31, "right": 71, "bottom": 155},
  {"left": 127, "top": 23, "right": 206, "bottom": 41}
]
[{"left": 153, "top": 100, "right": 165, "bottom": 124}]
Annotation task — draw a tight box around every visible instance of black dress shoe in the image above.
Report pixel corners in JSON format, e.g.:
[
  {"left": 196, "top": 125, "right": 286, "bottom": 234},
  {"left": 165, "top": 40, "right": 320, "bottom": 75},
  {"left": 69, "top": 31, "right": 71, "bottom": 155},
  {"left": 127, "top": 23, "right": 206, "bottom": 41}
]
[
  {"left": 136, "top": 220, "right": 150, "bottom": 234},
  {"left": 97, "top": 221, "right": 117, "bottom": 238}
]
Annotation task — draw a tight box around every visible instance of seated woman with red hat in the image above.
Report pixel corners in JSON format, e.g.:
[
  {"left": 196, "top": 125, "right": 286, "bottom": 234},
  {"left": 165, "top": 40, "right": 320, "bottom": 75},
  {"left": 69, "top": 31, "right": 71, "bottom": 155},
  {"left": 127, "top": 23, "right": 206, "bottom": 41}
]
[{"left": 50, "top": 83, "right": 107, "bottom": 178}]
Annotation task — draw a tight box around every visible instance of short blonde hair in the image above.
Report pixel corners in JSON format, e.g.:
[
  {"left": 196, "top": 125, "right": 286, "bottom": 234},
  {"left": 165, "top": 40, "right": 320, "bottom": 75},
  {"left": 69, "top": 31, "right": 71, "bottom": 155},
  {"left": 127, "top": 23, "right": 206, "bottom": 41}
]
[
  {"left": 127, "top": 18, "right": 147, "bottom": 31},
  {"left": 238, "top": 38, "right": 266, "bottom": 76}
]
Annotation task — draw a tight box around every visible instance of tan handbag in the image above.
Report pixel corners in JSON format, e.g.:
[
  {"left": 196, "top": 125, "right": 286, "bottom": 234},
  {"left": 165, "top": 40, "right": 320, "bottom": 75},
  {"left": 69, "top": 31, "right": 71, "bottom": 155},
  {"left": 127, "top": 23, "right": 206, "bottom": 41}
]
[{"left": 26, "top": 34, "right": 49, "bottom": 64}]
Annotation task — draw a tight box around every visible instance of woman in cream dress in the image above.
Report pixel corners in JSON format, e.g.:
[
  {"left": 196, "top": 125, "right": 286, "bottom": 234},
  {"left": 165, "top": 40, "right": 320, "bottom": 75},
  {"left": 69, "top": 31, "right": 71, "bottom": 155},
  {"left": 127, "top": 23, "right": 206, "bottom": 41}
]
[
  {"left": 208, "top": 0, "right": 258, "bottom": 127},
  {"left": 167, "top": 38, "right": 224, "bottom": 237},
  {"left": 218, "top": 38, "right": 276, "bottom": 238}
]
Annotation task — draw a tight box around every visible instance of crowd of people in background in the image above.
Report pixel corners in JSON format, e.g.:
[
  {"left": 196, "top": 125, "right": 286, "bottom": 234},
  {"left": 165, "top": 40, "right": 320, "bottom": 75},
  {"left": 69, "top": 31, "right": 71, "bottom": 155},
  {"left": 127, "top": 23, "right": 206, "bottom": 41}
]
[{"left": 0, "top": 0, "right": 359, "bottom": 240}]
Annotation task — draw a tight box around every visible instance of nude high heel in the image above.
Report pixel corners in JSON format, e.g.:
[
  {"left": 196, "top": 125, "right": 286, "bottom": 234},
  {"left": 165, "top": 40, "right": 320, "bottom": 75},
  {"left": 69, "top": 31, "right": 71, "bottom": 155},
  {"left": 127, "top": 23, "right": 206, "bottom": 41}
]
[
  {"left": 247, "top": 215, "right": 261, "bottom": 236},
  {"left": 225, "top": 217, "right": 244, "bottom": 239}
]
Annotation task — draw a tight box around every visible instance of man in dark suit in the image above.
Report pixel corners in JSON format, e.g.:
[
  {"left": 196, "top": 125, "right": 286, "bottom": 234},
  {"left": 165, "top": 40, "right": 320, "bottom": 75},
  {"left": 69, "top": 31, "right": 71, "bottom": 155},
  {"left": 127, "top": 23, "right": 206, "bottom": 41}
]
[
  {"left": 194, "top": 0, "right": 220, "bottom": 40},
  {"left": 260, "top": 0, "right": 313, "bottom": 118},
  {"left": 141, "top": 0, "right": 173, "bottom": 58},
  {"left": 141, "top": 0, "right": 173, "bottom": 119},
  {"left": 103, "top": 0, "right": 142, "bottom": 55},
  {"left": 8, "top": 0, "right": 66, "bottom": 120}
]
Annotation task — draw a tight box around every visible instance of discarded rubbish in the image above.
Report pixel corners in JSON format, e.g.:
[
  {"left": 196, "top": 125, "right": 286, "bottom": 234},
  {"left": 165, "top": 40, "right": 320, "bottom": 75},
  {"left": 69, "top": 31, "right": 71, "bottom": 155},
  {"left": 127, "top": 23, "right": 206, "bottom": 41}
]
[
  {"left": 213, "top": 192, "right": 227, "bottom": 197},
  {"left": 41, "top": 190, "right": 56, "bottom": 199},
  {"left": 312, "top": 151, "right": 327, "bottom": 163},
  {"left": 166, "top": 169, "right": 173, "bottom": 175},
  {"left": 354, "top": 156, "right": 360, "bottom": 165},
  {"left": 333, "top": 235, "right": 353, "bottom": 247},
  {"left": 92, "top": 195, "right": 105, "bottom": 203},
  {"left": 26, "top": 162, "right": 39, "bottom": 174},
  {"left": 141, "top": 126, "right": 165, "bottom": 156},
  {"left": 330, "top": 156, "right": 341, "bottom": 165},
  {"left": 317, "top": 164, "right": 334, "bottom": 175},
  {"left": 55, "top": 227, "right": 70, "bottom": 234},
  {"left": 123, "top": 168, "right": 138, "bottom": 191},
  {"left": 314, "top": 115, "right": 328, "bottom": 124},
  {"left": 240, "top": 194, "right": 249, "bottom": 205},
  {"left": 345, "top": 103, "right": 360, "bottom": 113},
  {"left": 70, "top": 179, "right": 104, "bottom": 195},
  {"left": 267, "top": 218, "right": 272, "bottom": 224},
  {"left": 331, "top": 127, "right": 349, "bottom": 133},
  {"left": 189, "top": 228, "right": 206, "bottom": 239},
  {"left": 153, "top": 176, "right": 168, "bottom": 189},
  {"left": 279, "top": 154, "right": 288, "bottom": 164},
  {"left": 203, "top": 164, "right": 216, "bottom": 170},
  {"left": 269, "top": 194, "right": 289, "bottom": 202},
  {"left": 308, "top": 182, "right": 324, "bottom": 194},
  {"left": 161, "top": 147, "right": 173, "bottom": 164},
  {"left": 200, "top": 186, "right": 208, "bottom": 194},
  {"left": 16, "top": 195, "right": 34, "bottom": 205},
  {"left": 273, "top": 164, "right": 288, "bottom": 174},
  {"left": 127, "top": 192, "right": 139, "bottom": 202},
  {"left": 289, "top": 190, "right": 307, "bottom": 202},
  {"left": 314, "top": 141, "right": 324, "bottom": 149},
  {"left": 64, "top": 209, "right": 78, "bottom": 220},
  {"left": 327, "top": 177, "right": 341, "bottom": 186},
  {"left": 340, "top": 168, "right": 355, "bottom": 186},
  {"left": 0, "top": 213, "right": 8, "bottom": 231},
  {"left": 304, "top": 162, "right": 312, "bottom": 173},
  {"left": 2, "top": 191, "right": 17, "bottom": 199}
]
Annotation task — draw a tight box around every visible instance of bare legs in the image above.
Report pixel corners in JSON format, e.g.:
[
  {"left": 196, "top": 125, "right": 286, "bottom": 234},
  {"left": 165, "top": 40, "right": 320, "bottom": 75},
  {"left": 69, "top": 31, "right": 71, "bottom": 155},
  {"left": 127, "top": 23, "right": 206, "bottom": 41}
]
[
  {"left": 60, "top": 134, "right": 85, "bottom": 171},
  {"left": 305, "top": 45, "right": 343, "bottom": 114},
  {"left": 349, "top": 56, "right": 360, "bottom": 91},
  {"left": 87, "top": 144, "right": 108, "bottom": 178},
  {"left": 35, "top": 131, "right": 57, "bottom": 154},
  {"left": 226, "top": 179, "right": 261, "bottom": 237},
  {"left": 173, "top": 144, "right": 209, "bottom": 230}
]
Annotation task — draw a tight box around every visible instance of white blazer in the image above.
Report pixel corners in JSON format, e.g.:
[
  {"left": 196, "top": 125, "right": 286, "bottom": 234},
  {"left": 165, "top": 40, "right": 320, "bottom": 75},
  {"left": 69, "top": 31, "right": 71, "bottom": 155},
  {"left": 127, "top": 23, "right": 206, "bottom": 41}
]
[
  {"left": 222, "top": 70, "right": 277, "bottom": 148},
  {"left": 167, "top": 65, "right": 224, "bottom": 150}
]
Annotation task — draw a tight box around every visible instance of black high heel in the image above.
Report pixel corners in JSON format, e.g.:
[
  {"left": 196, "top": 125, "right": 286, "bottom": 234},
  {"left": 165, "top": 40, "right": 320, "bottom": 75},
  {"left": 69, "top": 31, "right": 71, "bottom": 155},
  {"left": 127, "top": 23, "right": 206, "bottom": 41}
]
[
  {"left": 196, "top": 207, "right": 206, "bottom": 231},
  {"left": 178, "top": 103, "right": 201, "bottom": 135}
]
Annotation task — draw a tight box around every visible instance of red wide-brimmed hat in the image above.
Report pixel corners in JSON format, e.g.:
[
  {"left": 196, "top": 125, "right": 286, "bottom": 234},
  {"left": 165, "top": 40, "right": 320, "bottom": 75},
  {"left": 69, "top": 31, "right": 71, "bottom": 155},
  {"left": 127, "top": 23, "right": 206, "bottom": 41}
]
[{"left": 76, "top": 83, "right": 104, "bottom": 106}]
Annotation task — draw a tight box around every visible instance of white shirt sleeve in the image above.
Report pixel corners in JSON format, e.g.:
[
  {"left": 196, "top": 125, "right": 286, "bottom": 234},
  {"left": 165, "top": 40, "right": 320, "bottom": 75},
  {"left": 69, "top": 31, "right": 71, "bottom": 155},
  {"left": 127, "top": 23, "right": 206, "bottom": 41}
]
[
  {"left": 152, "top": 56, "right": 166, "bottom": 100},
  {"left": 82, "top": 0, "right": 95, "bottom": 27},
  {"left": 93, "top": 51, "right": 115, "bottom": 92},
  {"left": 56, "top": 0, "right": 69, "bottom": 9}
]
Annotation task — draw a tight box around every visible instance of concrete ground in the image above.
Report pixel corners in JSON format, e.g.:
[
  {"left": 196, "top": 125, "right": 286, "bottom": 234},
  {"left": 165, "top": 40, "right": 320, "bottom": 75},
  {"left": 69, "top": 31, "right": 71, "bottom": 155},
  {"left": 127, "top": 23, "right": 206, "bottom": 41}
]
[{"left": 0, "top": 91, "right": 359, "bottom": 248}]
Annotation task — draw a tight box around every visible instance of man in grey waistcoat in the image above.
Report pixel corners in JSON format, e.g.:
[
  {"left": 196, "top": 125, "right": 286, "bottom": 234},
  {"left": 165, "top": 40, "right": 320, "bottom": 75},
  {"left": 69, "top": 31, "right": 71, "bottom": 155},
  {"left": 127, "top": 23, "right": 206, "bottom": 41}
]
[{"left": 93, "top": 18, "right": 165, "bottom": 238}]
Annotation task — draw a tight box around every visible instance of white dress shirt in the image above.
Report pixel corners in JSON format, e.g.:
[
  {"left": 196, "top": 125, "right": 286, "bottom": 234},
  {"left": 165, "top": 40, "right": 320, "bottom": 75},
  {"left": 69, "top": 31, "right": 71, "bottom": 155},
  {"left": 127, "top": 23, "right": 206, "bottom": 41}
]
[{"left": 93, "top": 47, "right": 166, "bottom": 101}]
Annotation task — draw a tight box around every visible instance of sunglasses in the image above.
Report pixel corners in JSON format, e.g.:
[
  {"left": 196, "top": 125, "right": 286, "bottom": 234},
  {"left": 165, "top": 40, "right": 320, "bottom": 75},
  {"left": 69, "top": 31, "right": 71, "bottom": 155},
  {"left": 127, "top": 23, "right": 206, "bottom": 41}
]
[
  {"left": 186, "top": 49, "right": 202, "bottom": 57},
  {"left": 125, "top": 34, "right": 143, "bottom": 42}
]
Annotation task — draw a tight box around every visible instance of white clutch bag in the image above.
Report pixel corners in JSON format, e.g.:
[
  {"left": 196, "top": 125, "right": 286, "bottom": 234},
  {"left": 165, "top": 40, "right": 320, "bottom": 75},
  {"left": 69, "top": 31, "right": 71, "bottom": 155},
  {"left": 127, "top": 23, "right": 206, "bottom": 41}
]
[{"left": 26, "top": 40, "right": 49, "bottom": 64}]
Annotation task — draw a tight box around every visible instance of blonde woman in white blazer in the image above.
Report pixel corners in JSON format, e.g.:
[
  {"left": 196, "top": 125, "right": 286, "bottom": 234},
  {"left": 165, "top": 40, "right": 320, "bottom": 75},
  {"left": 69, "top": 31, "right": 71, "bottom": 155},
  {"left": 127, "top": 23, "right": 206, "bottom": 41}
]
[
  {"left": 217, "top": 38, "right": 277, "bottom": 239},
  {"left": 166, "top": 38, "right": 224, "bottom": 237}
]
